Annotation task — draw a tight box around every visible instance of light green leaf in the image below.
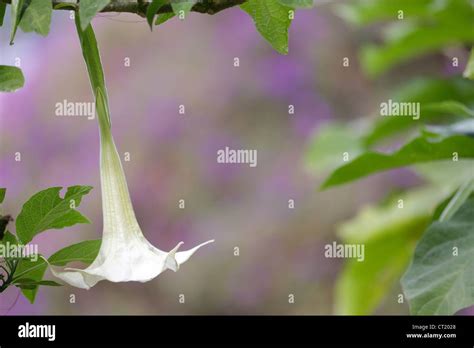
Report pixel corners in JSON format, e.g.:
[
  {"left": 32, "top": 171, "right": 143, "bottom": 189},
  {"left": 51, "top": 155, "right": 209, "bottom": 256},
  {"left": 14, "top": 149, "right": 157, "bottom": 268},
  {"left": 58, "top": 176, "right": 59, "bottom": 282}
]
[
  {"left": 16, "top": 186, "right": 93, "bottom": 244},
  {"left": 13, "top": 257, "right": 48, "bottom": 303},
  {"left": 464, "top": 47, "right": 474, "bottom": 80},
  {"left": 241, "top": 0, "right": 293, "bottom": 55},
  {"left": 335, "top": 184, "right": 458, "bottom": 314},
  {"left": 146, "top": 0, "right": 167, "bottom": 30},
  {"left": 75, "top": 15, "right": 111, "bottom": 129},
  {"left": 155, "top": 12, "right": 175, "bottom": 25},
  {"left": 19, "top": 0, "right": 52, "bottom": 36},
  {"left": 10, "top": 0, "right": 25, "bottom": 44},
  {"left": 49, "top": 239, "right": 101, "bottom": 266},
  {"left": 423, "top": 101, "right": 474, "bottom": 118},
  {"left": 0, "top": 188, "right": 5, "bottom": 204},
  {"left": 336, "top": 228, "right": 423, "bottom": 315},
  {"left": 79, "top": 0, "right": 110, "bottom": 31},
  {"left": 14, "top": 278, "right": 61, "bottom": 287},
  {"left": 171, "top": 0, "right": 197, "bottom": 18},
  {"left": 439, "top": 179, "right": 474, "bottom": 222},
  {"left": 0, "top": 2, "right": 6, "bottom": 26},
  {"left": 0, "top": 65, "right": 25, "bottom": 92},
  {"left": 306, "top": 123, "right": 364, "bottom": 175},
  {"left": 401, "top": 198, "right": 474, "bottom": 315},
  {"left": 322, "top": 134, "right": 474, "bottom": 189}
]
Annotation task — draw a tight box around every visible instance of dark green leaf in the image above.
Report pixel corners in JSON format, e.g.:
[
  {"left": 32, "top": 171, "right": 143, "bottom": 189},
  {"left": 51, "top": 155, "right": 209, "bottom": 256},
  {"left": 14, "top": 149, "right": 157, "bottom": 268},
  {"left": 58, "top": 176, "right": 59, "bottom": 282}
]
[
  {"left": 241, "top": 0, "right": 293, "bottom": 55},
  {"left": 49, "top": 239, "right": 101, "bottom": 266},
  {"left": 79, "top": 0, "right": 110, "bottom": 31},
  {"left": 19, "top": 0, "right": 52, "bottom": 36},
  {"left": 0, "top": 65, "right": 25, "bottom": 92},
  {"left": 14, "top": 278, "right": 62, "bottom": 287},
  {"left": 16, "top": 186, "right": 93, "bottom": 244},
  {"left": 322, "top": 134, "right": 474, "bottom": 189},
  {"left": 401, "top": 198, "right": 474, "bottom": 314},
  {"left": 146, "top": 0, "right": 167, "bottom": 30},
  {"left": 13, "top": 257, "right": 47, "bottom": 303}
]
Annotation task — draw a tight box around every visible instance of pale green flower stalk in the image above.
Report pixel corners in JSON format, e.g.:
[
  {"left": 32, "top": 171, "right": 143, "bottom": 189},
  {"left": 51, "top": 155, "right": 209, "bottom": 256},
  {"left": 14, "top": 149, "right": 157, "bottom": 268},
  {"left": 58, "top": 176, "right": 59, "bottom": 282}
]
[{"left": 50, "top": 18, "right": 213, "bottom": 289}]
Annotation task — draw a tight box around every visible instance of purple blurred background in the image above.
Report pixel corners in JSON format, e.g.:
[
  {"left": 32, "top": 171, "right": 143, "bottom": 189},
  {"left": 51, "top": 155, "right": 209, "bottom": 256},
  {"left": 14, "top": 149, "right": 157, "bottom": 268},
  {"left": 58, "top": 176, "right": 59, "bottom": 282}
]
[{"left": 0, "top": 5, "right": 455, "bottom": 315}]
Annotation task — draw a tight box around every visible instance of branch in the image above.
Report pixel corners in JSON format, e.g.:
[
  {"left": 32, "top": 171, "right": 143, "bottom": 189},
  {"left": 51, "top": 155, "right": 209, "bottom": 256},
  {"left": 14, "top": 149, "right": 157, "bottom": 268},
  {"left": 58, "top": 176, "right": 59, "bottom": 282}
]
[{"left": 0, "top": 0, "right": 247, "bottom": 17}]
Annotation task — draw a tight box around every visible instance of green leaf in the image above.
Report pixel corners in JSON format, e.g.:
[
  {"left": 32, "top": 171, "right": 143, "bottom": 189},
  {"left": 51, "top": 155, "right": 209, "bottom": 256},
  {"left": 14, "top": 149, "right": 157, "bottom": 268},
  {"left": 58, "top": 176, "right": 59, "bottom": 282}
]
[
  {"left": 0, "top": 65, "right": 25, "bottom": 92},
  {"left": 49, "top": 239, "right": 101, "bottom": 266},
  {"left": 0, "top": 188, "right": 5, "bottom": 204},
  {"left": 15, "top": 186, "right": 93, "bottom": 244},
  {"left": 19, "top": 0, "right": 52, "bottom": 36},
  {"left": 335, "top": 184, "right": 458, "bottom": 314},
  {"left": 423, "top": 101, "right": 474, "bottom": 118},
  {"left": 336, "top": 0, "right": 432, "bottom": 26},
  {"left": 0, "top": 2, "right": 6, "bottom": 26},
  {"left": 241, "top": 0, "right": 293, "bottom": 55},
  {"left": 146, "top": 0, "right": 167, "bottom": 30},
  {"left": 13, "top": 257, "right": 47, "bottom": 303},
  {"left": 278, "top": 0, "right": 314, "bottom": 8},
  {"left": 14, "top": 278, "right": 61, "bottom": 287},
  {"left": 171, "top": 0, "right": 197, "bottom": 18},
  {"left": 155, "top": 12, "right": 175, "bottom": 26},
  {"left": 359, "top": 2, "right": 474, "bottom": 77},
  {"left": 322, "top": 134, "right": 474, "bottom": 189},
  {"left": 363, "top": 78, "right": 474, "bottom": 146},
  {"left": 306, "top": 123, "right": 364, "bottom": 175},
  {"left": 10, "top": 0, "right": 25, "bottom": 44},
  {"left": 401, "top": 198, "right": 474, "bottom": 315},
  {"left": 79, "top": 0, "right": 110, "bottom": 31},
  {"left": 336, "top": 228, "right": 423, "bottom": 315},
  {"left": 464, "top": 47, "right": 474, "bottom": 80}
]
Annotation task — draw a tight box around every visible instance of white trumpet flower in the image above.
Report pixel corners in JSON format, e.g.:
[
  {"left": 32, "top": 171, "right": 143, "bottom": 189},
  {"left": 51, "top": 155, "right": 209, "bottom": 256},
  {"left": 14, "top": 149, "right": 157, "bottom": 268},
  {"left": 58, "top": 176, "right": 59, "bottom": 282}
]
[{"left": 51, "top": 22, "right": 213, "bottom": 289}]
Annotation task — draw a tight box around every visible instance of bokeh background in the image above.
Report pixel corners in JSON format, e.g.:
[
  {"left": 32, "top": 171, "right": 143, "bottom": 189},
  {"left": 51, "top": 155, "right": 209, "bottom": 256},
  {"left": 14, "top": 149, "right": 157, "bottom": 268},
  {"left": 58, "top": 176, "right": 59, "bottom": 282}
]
[{"left": 0, "top": 2, "right": 470, "bottom": 314}]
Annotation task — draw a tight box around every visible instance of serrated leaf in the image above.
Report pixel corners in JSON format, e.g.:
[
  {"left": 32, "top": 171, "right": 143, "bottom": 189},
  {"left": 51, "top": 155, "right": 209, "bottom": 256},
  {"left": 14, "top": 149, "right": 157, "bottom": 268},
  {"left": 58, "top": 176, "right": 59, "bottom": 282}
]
[
  {"left": 13, "top": 257, "right": 47, "bottom": 303},
  {"left": 0, "top": 188, "right": 5, "bottom": 204},
  {"left": 464, "top": 47, "right": 474, "bottom": 80},
  {"left": 0, "top": 65, "right": 25, "bottom": 92},
  {"left": 16, "top": 186, "right": 93, "bottom": 244},
  {"left": 19, "top": 0, "right": 52, "bottom": 36},
  {"left": 241, "top": 0, "right": 293, "bottom": 55},
  {"left": 49, "top": 239, "right": 101, "bottom": 266},
  {"left": 10, "top": 0, "right": 25, "bottom": 44},
  {"left": 401, "top": 198, "right": 474, "bottom": 315},
  {"left": 146, "top": 0, "right": 167, "bottom": 30},
  {"left": 79, "top": 0, "right": 110, "bottom": 31},
  {"left": 322, "top": 134, "right": 474, "bottom": 189}
]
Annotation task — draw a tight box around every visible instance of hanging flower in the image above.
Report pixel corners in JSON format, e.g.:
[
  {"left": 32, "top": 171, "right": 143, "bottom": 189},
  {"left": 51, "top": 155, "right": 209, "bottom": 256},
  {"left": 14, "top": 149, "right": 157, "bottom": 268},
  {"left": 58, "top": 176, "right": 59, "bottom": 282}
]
[{"left": 50, "top": 21, "right": 213, "bottom": 290}]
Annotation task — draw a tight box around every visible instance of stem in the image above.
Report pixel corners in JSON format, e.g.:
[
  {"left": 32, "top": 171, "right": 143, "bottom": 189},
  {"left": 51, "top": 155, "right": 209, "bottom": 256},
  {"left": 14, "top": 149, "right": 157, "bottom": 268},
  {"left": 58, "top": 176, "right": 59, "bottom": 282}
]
[
  {"left": 439, "top": 178, "right": 474, "bottom": 222},
  {"left": 0, "top": 0, "right": 247, "bottom": 16}
]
